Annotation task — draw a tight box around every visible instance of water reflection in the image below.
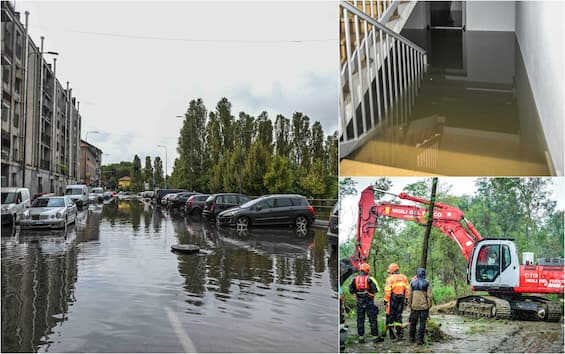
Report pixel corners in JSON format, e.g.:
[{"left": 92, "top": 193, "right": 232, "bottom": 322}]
[
  {"left": 2, "top": 201, "right": 337, "bottom": 352},
  {"left": 348, "top": 30, "right": 553, "bottom": 176}
]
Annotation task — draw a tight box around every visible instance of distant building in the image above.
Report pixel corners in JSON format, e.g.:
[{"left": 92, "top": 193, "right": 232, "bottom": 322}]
[
  {"left": 118, "top": 176, "right": 131, "bottom": 189},
  {"left": 80, "top": 140, "right": 102, "bottom": 186},
  {"left": 1, "top": 2, "right": 82, "bottom": 194}
]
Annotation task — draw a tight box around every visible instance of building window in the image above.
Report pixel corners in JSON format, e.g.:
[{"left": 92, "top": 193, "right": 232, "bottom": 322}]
[{"left": 11, "top": 172, "right": 16, "bottom": 187}]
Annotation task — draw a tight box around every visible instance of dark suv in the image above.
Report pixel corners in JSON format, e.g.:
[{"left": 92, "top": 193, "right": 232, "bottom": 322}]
[
  {"left": 202, "top": 193, "right": 251, "bottom": 220},
  {"left": 216, "top": 194, "right": 315, "bottom": 229},
  {"left": 185, "top": 194, "right": 210, "bottom": 215}
]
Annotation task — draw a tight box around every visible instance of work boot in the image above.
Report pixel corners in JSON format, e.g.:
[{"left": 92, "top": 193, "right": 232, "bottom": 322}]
[
  {"left": 397, "top": 328, "right": 404, "bottom": 340},
  {"left": 416, "top": 338, "right": 424, "bottom": 346},
  {"left": 388, "top": 327, "right": 397, "bottom": 339},
  {"left": 374, "top": 336, "right": 384, "bottom": 343}
]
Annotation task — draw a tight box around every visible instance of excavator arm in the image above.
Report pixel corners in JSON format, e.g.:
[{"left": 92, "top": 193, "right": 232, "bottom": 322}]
[{"left": 349, "top": 185, "right": 483, "bottom": 271}]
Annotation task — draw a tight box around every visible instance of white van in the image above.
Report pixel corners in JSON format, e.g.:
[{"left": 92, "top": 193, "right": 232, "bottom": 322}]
[
  {"left": 65, "top": 184, "right": 89, "bottom": 207},
  {"left": 1, "top": 187, "right": 31, "bottom": 227}
]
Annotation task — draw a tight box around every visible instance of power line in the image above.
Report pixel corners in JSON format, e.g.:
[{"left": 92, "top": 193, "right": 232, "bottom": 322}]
[{"left": 28, "top": 26, "right": 337, "bottom": 44}]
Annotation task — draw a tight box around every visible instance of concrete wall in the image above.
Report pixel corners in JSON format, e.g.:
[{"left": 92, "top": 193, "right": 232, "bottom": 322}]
[
  {"left": 515, "top": 1, "right": 564, "bottom": 175},
  {"left": 404, "top": 1, "right": 428, "bottom": 29},
  {"left": 466, "top": 1, "right": 515, "bottom": 31}
]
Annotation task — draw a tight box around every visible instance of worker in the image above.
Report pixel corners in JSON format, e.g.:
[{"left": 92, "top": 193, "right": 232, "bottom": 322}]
[
  {"left": 383, "top": 263, "right": 410, "bottom": 339},
  {"left": 408, "top": 268, "right": 433, "bottom": 345},
  {"left": 349, "top": 263, "right": 384, "bottom": 343}
]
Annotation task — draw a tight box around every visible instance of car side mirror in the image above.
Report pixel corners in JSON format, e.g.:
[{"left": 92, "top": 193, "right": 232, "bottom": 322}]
[{"left": 255, "top": 205, "right": 262, "bottom": 211}]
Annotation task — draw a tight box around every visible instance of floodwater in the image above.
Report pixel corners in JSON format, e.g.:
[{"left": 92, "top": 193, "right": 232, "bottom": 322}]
[
  {"left": 347, "top": 30, "right": 553, "bottom": 176},
  {"left": 1, "top": 200, "right": 338, "bottom": 353}
]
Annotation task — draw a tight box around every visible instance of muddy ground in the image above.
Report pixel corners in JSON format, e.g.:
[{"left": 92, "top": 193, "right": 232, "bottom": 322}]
[{"left": 343, "top": 313, "right": 564, "bottom": 353}]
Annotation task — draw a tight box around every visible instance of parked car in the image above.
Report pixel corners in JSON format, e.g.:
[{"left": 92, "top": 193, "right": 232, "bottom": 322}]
[
  {"left": 91, "top": 187, "right": 104, "bottom": 202},
  {"left": 154, "top": 189, "right": 186, "bottom": 205},
  {"left": 31, "top": 192, "right": 55, "bottom": 204},
  {"left": 142, "top": 191, "right": 154, "bottom": 200},
  {"left": 327, "top": 202, "right": 338, "bottom": 250},
  {"left": 19, "top": 196, "right": 77, "bottom": 229},
  {"left": 185, "top": 194, "right": 210, "bottom": 215},
  {"left": 202, "top": 193, "right": 251, "bottom": 220},
  {"left": 1, "top": 187, "right": 31, "bottom": 227},
  {"left": 169, "top": 192, "right": 199, "bottom": 209},
  {"left": 165, "top": 192, "right": 184, "bottom": 208},
  {"left": 65, "top": 184, "right": 89, "bottom": 207},
  {"left": 161, "top": 192, "right": 179, "bottom": 206},
  {"left": 216, "top": 194, "right": 315, "bottom": 229}
]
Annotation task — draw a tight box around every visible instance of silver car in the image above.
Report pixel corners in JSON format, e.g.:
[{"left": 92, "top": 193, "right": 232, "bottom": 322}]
[{"left": 20, "top": 196, "right": 78, "bottom": 229}]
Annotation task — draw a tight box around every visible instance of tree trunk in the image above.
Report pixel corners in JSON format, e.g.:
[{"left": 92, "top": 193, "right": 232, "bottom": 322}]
[{"left": 421, "top": 177, "right": 438, "bottom": 269}]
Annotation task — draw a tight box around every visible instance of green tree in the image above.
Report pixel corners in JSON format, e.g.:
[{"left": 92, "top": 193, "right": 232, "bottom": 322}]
[
  {"left": 242, "top": 142, "right": 271, "bottom": 196},
  {"left": 264, "top": 155, "right": 293, "bottom": 193},
  {"left": 311, "top": 121, "right": 325, "bottom": 164},
  {"left": 274, "top": 114, "right": 291, "bottom": 158},
  {"left": 291, "top": 112, "right": 311, "bottom": 168},
  {"left": 143, "top": 156, "right": 153, "bottom": 189},
  {"left": 153, "top": 156, "right": 164, "bottom": 188},
  {"left": 131, "top": 155, "right": 143, "bottom": 193},
  {"left": 256, "top": 111, "right": 273, "bottom": 154}
]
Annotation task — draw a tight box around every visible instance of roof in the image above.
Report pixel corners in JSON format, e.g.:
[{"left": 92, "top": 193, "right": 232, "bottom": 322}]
[{"left": 80, "top": 139, "right": 103, "bottom": 154}]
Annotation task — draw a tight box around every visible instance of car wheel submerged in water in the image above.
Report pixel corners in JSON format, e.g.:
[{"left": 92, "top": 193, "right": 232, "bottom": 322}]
[
  {"left": 295, "top": 215, "right": 308, "bottom": 229},
  {"left": 236, "top": 216, "right": 250, "bottom": 230}
]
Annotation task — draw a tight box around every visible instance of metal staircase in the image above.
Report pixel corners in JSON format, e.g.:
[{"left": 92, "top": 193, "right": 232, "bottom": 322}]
[{"left": 339, "top": 0, "right": 428, "bottom": 158}]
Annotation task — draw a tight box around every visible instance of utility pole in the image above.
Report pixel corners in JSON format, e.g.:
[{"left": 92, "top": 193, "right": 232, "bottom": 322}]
[{"left": 421, "top": 177, "right": 438, "bottom": 269}]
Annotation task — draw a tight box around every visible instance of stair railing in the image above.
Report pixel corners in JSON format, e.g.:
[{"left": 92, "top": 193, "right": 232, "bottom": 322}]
[{"left": 339, "top": 0, "right": 427, "bottom": 158}]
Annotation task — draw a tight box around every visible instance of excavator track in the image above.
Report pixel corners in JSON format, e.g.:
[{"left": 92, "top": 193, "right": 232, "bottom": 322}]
[
  {"left": 456, "top": 295, "right": 511, "bottom": 320},
  {"left": 545, "top": 301, "right": 562, "bottom": 322}
]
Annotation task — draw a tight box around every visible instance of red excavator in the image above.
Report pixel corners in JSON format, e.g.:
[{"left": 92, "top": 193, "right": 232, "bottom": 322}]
[{"left": 341, "top": 185, "right": 564, "bottom": 321}]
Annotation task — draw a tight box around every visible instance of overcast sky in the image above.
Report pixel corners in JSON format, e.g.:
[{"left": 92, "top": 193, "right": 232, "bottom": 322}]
[
  {"left": 16, "top": 1, "right": 338, "bottom": 175},
  {"left": 339, "top": 177, "right": 565, "bottom": 243}
]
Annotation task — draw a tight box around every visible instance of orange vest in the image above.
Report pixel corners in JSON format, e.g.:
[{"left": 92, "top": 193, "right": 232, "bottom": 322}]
[
  {"left": 384, "top": 273, "right": 409, "bottom": 302},
  {"left": 354, "top": 275, "right": 374, "bottom": 297}
]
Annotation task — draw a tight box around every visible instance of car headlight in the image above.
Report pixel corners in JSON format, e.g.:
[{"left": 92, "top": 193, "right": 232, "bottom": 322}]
[
  {"left": 51, "top": 214, "right": 56, "bottom": 219},
  {"left": 56, "top": 212, "right": 62, "bottom": 218}
]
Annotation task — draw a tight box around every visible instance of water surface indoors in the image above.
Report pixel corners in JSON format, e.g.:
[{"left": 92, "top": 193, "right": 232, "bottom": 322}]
[
  {"left": 347, "top": 30, "right": 552, "bottom": 176},
  {"left": 1, "top": 201, "right": 337, "bottom": 353}
]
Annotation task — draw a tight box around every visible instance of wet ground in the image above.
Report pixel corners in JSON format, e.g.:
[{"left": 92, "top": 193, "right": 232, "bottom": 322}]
[
  {"left": 1, "top": 200, "right": 338, "bottom": 353},
  {"left": 344, "top": 30, "right": 554, "bottom": 176},
  {"left": 343, "top": 313, "right": 564, "bottom": 353}
]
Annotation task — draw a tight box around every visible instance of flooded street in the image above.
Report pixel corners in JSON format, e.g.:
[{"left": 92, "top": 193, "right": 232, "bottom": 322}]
[{"left": 1, "top": 200, "right": 338, "bottom": 353}]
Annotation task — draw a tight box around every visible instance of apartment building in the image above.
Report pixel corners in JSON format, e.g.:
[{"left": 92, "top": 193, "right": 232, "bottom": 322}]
[
  {"left": 1, "top": 1, "right": 82, "bottom": 195},
  {"left": 80, "top": 139, "right": 102, "bottom": 187}
]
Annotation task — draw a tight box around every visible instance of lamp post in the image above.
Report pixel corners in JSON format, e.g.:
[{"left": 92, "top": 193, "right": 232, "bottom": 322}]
[
  {"left": 176, "top": 115, "right": 192, "bottom": 191},
  {"left": 239, "top": 130, "right": 254, "bottom": 194},
  {"left": 157, "top": 144, "right": 168, "bottom": 188},
  {"left": 83, "top": 130, "right": 100, "bottom": 185}
]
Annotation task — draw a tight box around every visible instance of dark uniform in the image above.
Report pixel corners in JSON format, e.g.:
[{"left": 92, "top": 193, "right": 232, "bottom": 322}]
[
  {"left": 408, "top": 268, "right": 432, "bottom": 345},
  {"left": 349, "top": 272, "right": 380, "bottom": 339}
]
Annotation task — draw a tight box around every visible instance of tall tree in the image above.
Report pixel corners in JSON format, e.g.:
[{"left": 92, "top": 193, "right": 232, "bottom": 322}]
[
  {"left": 264, "top": 155, "right": 293, "bottom": 194},
  {"left": 131, "top": 155, "right": 143, "bottom": 193},
  {"left": 274, "top": 114, "right": 291, "bottom": 158},
  {"left": 241, "top": 142, "right": 271, "bottom": 195},
  {"left": 143, "top": 156, "right": 153, "bottom": 189},
  {"left": 310, "top": 121, "right": 325, "bottom": 163},
  {"left": 178, "top": 98, "right": 208, "bottom": 191},
  {"left": 291, "top": 112, "right": 311, "bottom": 168},
  {"left": 153, "top": 156, "right": 164, "bottom": 188},
  {"left": 256, "top": 111, "right": 273, "bottom": 154}
]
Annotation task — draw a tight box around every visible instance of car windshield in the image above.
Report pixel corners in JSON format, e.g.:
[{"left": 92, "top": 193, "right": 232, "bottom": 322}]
[
  {"left": 92, "top": 188, "right": 103, "bottom": 193},
  {"left": 65, "top": 188, "right": 83, "bottom": 195},
  {"left": 1, "top": 192, "right": 17, "bottom": 204},
  {"left": 33, "top": 198, "right": 65, "bottom": 208}
]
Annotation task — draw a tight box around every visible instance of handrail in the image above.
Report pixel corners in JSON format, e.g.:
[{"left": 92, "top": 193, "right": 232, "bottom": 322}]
[{"left": 340, "top": 0, "right": 427, "bottom": 55}]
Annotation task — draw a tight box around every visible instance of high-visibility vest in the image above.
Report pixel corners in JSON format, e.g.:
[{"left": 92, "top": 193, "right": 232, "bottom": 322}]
[
  {"left": 384, "top": 273, "right": 409, "bottom": 302},
  {"left": 354, "top": 275, "right": 374, "bottom": 297}
]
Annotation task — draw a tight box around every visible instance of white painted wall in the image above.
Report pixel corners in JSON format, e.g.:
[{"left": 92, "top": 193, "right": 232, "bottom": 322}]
[
  {"left": 466, "top": 1, "right": 515, "bottom": 31},
  {"left": 515, "top": 1, "right": 564, "bottom": 175},
  {"left": 404, "top": 1, "right": 428, "bottom": 29}
]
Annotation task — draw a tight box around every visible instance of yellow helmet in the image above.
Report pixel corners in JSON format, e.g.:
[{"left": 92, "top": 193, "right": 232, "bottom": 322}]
[{"left": 388, "top": 263, "right": 399, "bottom": 273}]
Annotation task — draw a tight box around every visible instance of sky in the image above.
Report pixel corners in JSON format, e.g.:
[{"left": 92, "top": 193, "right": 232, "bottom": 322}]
[
  {"left": 15, "top": 1, "right": 338, "bottom": 175},
  {"left": 339, "top": 177, "right": 565, "bottom": 244}
]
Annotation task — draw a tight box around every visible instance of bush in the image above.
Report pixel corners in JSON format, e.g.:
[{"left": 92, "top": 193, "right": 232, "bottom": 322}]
[{"left": 432, "top": 280, "right": 456, "bottom": 304}]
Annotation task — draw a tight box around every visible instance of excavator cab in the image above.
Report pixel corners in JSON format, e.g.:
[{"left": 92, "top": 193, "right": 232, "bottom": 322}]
[{"left": 469, "top": 239, "right": 520, "bottom": 291}]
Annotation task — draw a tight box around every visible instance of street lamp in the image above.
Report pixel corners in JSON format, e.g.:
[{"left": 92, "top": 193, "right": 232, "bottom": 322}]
[
  {"left": 157, "top": 144, "right": 168, "bottom": 188},
  {"left": 83, "top": 130, "right": 101, "bottom": 185},
  {"left": 239, "top": 130, "right": 254, "bottom": 194},
  {"left": 176, "top": 115, "right": 192, "bottom": 191}
]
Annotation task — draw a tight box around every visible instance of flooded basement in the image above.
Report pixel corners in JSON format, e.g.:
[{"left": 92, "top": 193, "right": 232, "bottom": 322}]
[
  {"left": 345, "top": 30, "right": 553, "bottom": 176},
  {"left": 1, "top": 201, "right": 338, "bottom": 352}
]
